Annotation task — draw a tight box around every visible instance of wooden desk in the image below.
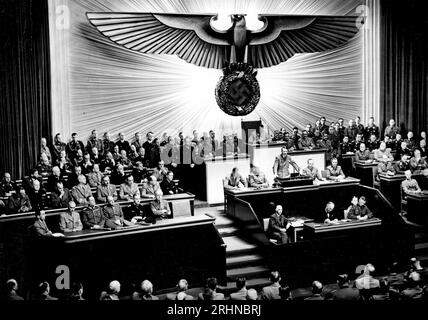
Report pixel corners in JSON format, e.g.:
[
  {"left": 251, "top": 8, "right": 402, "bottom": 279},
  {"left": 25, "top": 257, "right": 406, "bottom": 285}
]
[
  {"left": 304, "top": 218, "right": 382, "bottom": 237},
  {"left": 226, "top": 178, "right": 360, "bottom": 223},
  {"left": 24, "top": 215, "right": 226, "bottom": 300},
  {"left": 407, "top": 193, "right": 428, "bottom": 225},
  {"left": 355, "top": 161, "right": 379, "bottom": 188},
  {"left": 224, "top": 181, "right": 412, "bottom": 288},
  {"left": 340, "top": 153, "right": 355, "bottom": 177},
  {"left": 379, "top": 174, "right": 428, "bottom": 211},
  {"left": 0, "top": 193, "right": 196, "bottom": 224},
  {"left": 204, "top": 155, "right": 251, "bottom": 204},
  {"left": 250, "top": 145, "right": 327, "bottom": 185}
]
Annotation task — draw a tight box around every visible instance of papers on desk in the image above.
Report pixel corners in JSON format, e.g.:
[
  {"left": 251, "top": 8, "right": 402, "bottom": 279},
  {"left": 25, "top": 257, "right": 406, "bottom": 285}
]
[
  {"left": 52, "top": 233, "right": 65, "bottom": 238},
  {"left": 290, "top": 219, "right": 306, "bottom": 228}
]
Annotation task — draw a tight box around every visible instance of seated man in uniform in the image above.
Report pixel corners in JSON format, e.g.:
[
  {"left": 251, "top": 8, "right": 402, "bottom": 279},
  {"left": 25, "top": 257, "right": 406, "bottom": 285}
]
[
  {"left": 224, "top": 167, "right": 247, "bottom": 189},
  {"left": 119, "top": 175, "right": 140, "bottom": 201},
  {"left": 97, "top": 176, "right": 118, "bottom": 203},
  {"left": 377, "top": 155, "right": 396, "bottom": 180},
  {"left": 395, "top": 155, "right": 412, "bottom": 174},
  {"left": 272, "top": 147, "right": 300, "bottom": 180},
  {"left": 326, "top": 158, "right": 346, "bottom": 181},
  {"left": 8, "top": 186, "right": 32, "bottom": 214},
  {"left": 59, "top": 201, "right": 83, "bottom": 233},
  {"left": 355, "top": 143, "right": 373, "bottom": 163},
  {"left": 248, "top": 166, "right": 269, "bottom": 188},
  {"left": 87, "top": 164, "right": 103, "bottom": 188},
  {"left": 302, "top": 159, "right": 324, "bottom": 181},
  {"left": 81, "top": 196, "right": 106, "bottom": 230},
  {"left": 141, "top": 175, "right": 161, "bottom": 198},
  {"left": 153, "top": 160, "right": 169, "bottom": 184},
  {"left": 132, "top": 161, "right": 148, "bottom": 184},
  {"left": 103, "top": 196, "right": 134, "bottom": 229},
  {"left": 150, "top": 191, "right": 171, "bottom": 221},
  {"left": 0, "top": 172, "right": 17, "bottom": 197},
  {"left": 267, "top": 205, "right": 291, "bottom": 245},
  {"left": 410, "top": 150, "right": 428, "bottom": 175},
  {"left": 298, "top": 130, "right": 315, "bottom": 150},
  {"left": 374, "top": 142, "right": 394, "bottom": 163},
  {"left": 324, "top": 202, "right": 342, "bottom": 224},
  {"left": 125, "top": 194, "right": 154, "bottom": 225},
  {"left": 161, "top": 171, "right": 178, "bottom": 195},
  {"left": 401, "top": 170, "right": 422, "bottom": 198},
  {"left": 347, "top": 196, "right": 373, "bottom": 221},
  {"left": 71, "top": 175, "right": 92, "bottom": 206}
]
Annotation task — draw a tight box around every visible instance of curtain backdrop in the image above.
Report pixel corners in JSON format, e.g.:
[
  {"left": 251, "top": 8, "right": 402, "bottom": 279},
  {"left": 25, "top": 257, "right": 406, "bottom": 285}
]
[
  {"left": 49, "top": 0, "right": 376, "bottom": 142},
  {"left": 380, "top": 0, "right": 428, "bottom": 136},
  {"left": 0, "top": 0, "right": 52, "bottom": 179}
]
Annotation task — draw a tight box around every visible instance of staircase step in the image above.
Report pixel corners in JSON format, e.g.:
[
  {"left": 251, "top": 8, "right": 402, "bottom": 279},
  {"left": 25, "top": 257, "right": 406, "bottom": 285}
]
[
  {"left": 227, "top": 266, "right": 270, "bottom": 280},
  {"left": 223, "top": 236, "right": 258, "bottom": 256},
  {"left": 214, "top": 216, "right": 235, "bottom": 228},
  {"left": 403, "top": 217, "right": 425, "bottom": 229},
  {"left": 415, "top": 242, "right": 428, "bottom": 252},
  {"left": 415, "top": 232, "right": 428, "bottom": 242},
  {"left": 226, "top": 254, "right": 265, "bottom": 268},
  {"left": 219, "top": 226, "right": 240, "bottom": 237}
]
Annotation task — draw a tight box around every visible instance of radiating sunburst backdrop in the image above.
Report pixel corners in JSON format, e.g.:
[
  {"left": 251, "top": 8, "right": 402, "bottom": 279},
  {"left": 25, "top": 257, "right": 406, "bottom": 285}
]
[{"left": 50, "top": 0, "right": 366, "bottom": 140}]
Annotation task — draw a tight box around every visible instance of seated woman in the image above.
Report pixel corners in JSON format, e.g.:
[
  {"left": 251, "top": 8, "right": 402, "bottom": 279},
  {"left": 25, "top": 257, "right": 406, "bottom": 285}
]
[{"left": 224, "top": 167, "right": 247, "bottom": 190}]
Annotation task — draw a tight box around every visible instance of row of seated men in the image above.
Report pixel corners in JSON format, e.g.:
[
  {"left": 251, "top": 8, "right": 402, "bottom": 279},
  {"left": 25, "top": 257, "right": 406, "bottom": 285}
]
[
  {"left": 31, "top": 191, "right": 171, "bottom": 237},
  {"left": 4, "top": 259, "right": 427, "bottom": 301},
  {"left": 0, "top": 167, "right": 178, "bottom": 216},
  {"left": 267, "top": 197, "right": 373, "bottom": 245},
  {"left": 224, "top": 157, "right": 348, "bottom": 191},
  {"left": 268, "top": 116, "right": 426, "bottom": 157}
]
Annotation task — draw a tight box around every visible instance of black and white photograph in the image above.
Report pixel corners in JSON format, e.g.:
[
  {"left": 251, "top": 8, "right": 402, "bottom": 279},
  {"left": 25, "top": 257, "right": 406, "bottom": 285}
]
[{"left": 0, "top": 0, "right": 427, "bottom": 315}]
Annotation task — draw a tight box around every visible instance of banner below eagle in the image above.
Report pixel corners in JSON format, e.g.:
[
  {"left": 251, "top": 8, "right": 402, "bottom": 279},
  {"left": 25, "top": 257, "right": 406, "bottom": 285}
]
[{"left": 87, "top": 13, "right": 362, "bottom": 116}]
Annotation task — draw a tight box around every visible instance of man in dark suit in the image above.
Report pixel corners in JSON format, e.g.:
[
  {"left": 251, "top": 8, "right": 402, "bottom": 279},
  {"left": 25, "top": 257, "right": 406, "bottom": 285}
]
[
  {"left": 46, "top": 166, "right": 65, "bottom": 192},
  {"left": 161, "top": 171, "right": 178, "bottom": 195},
  {"left": 116, "top": 133, "right": 131, "bottom": 154},
  {"left": 230, "top": 277, "right": 248, "bottom": 301},
  {"left": 331, "top": 274, "right": 360, "bottom": 301},
  {"left": 267, "top": 205, "right": 290, "bottom": 244},
  {"left": 51, "top": 182, "right": 73, "bottom": 209},
  {"left": 27, "top": 180, "right": 46, "bottom": 212}
]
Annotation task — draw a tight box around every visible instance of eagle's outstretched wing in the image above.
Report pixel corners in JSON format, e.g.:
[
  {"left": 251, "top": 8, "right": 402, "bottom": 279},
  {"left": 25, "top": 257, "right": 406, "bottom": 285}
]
[
  {"left": 87, "top": 12, "right": 231, "bottom": 69},
  {"left": 248, "top": 15, "right": 362, "bottom": 69}
]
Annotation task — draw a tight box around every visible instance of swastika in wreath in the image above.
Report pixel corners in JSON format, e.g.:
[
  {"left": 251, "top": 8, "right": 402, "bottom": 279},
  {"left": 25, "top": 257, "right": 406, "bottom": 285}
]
[{"left": 215, "top": 63, "right": 261, "bottom": 117}]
